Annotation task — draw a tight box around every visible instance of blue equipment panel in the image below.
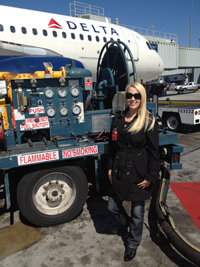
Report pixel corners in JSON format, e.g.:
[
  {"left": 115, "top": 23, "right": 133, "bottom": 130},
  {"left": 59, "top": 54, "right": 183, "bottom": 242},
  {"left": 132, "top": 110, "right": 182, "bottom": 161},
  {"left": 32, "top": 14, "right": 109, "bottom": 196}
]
[{"left": 10, "top": 75, "right": 91, "bottom": 146}]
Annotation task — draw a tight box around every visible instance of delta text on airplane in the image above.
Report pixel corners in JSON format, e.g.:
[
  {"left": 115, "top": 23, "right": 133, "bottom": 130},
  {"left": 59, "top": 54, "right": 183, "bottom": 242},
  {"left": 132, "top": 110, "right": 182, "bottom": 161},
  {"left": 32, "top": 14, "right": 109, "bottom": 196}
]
[{"left": 0, "top": 5, "right": 164, "bottom": 83}]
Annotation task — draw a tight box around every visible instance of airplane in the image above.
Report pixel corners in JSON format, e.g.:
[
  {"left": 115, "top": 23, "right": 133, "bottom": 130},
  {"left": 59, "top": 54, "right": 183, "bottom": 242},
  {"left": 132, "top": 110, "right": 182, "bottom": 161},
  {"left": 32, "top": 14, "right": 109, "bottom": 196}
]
[{"left": 0, "top": 5, "right": 164, "bottom": 83}]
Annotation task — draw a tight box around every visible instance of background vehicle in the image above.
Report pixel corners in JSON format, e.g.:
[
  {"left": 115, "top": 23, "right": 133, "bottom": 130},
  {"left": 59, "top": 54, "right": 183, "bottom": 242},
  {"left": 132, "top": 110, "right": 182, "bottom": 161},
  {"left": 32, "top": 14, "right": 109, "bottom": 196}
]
[
  {"left": 174, "top": 83, "right": 186, "bottom": 93},
  {"left": 181, "top": 82, "right": 198, "bottom": 91},
  {"left": 174, "top": 82, "right": 199, "bottom": 93},
  {"left": 158, "top": 102, "right": 200, "bottom": 131}
]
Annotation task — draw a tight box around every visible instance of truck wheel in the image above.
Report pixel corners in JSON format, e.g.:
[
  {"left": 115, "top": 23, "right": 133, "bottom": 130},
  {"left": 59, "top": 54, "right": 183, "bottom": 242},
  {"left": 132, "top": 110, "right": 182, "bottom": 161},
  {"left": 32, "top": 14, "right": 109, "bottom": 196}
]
[
  {"left": 165, "top": 114, "right": 181, "bottom": 132},
  {"left": 17, "top": 166, "right": 88, "bottom": 226}
]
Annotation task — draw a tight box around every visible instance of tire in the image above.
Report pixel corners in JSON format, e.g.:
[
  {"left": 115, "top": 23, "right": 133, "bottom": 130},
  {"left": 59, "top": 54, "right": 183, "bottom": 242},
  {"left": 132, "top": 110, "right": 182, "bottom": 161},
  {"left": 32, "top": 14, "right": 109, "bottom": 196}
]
[
  {"left": 164, "top": 114, "right": 181, "bottom": 132},
  {"left": 17, "top": 166, "right": 88, "bottom": 226}
]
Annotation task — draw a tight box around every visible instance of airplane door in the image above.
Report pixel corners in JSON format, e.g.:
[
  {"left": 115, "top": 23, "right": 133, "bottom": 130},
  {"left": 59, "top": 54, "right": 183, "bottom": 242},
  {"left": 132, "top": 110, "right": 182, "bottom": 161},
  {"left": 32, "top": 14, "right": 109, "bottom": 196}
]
[{"left": 120, "top": 28, "right": 139, "bottom": 61}]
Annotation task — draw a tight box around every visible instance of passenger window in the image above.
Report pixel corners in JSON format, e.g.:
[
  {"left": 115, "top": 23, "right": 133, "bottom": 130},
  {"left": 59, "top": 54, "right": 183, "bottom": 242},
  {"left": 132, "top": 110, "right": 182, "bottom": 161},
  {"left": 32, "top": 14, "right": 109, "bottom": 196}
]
[
  {"left": 0, "top": 24, "right": 4, "bottom": 31},
  {"left": 96, "top": 36, "right": 100, "bottom": 42},
  {"left": 21, "top": 27, "right": 27, "bottom": 34},
  {"left": 103, "top": 37, "right": 107, "bottom": 43},
  {"left": 32, "top": 28, "right": 37, "bottom": 35},
  {"left": 43, "top": 30, "right": 48, "bottom": 36},
  {"left": 10, "top": 26, "right": 15, "bottom": 33},
  {"left": 62, "top": 32, "right": 66, "bottom": 38},
  {"left": 88, "top": 35, "right": 92, "bottom": 41},
  {"left": 80, "top": 34, "right": 84, "bottom": 40},
  {"left": 71, "top": 33, "right": 75, "bottom": 39},
  {"left": 53, "top": 31, "right": 57, "bottom": 37}
]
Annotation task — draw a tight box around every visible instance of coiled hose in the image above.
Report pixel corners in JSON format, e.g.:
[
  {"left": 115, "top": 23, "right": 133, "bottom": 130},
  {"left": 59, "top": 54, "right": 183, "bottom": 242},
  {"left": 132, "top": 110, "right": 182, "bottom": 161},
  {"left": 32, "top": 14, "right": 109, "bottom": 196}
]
[{"left": 156, "top": 162, "right": 200, "bottom": 267}]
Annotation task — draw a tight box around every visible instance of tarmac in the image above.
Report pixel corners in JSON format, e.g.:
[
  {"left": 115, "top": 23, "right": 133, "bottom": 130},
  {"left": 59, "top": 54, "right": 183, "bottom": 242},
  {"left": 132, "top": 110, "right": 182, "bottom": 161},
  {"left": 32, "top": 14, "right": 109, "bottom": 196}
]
[{"left": 0, "top": 90, "right": 200, "bottom": 267}]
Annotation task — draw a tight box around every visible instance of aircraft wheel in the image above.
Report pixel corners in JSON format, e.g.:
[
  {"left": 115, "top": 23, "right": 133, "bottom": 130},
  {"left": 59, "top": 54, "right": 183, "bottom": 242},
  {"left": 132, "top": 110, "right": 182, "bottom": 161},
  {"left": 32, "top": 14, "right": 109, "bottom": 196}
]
[{"left": 17, "top": 166, "right": 88, "bottom": 226}]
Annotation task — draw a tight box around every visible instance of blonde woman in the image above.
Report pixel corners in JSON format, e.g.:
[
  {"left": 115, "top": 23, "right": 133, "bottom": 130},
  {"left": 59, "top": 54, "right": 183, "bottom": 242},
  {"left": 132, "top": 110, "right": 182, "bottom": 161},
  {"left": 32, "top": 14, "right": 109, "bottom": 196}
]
[{"left": 108, "top": 82, "right": 160, "bottom": 262}]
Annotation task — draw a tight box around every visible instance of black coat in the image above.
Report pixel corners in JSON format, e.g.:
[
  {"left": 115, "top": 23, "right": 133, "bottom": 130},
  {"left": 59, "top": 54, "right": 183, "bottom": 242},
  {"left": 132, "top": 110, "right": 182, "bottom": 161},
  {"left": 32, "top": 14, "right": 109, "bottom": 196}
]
[{"left": 108, "top": 109, "right": 160, "bottom": 201}]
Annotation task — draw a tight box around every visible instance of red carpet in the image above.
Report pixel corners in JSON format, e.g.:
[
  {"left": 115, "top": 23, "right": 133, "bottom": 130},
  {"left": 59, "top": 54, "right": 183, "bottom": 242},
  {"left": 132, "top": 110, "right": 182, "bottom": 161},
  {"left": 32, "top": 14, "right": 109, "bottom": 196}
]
[{"left": 169, "top": 182, "right": 200, "bottom": 231}]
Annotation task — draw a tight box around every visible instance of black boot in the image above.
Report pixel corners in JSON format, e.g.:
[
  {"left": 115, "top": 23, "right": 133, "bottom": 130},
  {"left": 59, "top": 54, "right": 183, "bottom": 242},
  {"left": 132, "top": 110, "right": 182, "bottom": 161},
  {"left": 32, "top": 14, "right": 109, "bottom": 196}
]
[{"left": 124, "top": 247, "right": 136, "bottom": 261}]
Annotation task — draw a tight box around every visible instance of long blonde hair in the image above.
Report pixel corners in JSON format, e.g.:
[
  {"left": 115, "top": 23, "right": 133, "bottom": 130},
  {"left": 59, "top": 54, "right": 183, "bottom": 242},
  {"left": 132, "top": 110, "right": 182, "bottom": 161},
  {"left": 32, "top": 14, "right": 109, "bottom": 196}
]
[{"left": 125, "top": 82, "right": 155, "bottom": 133}]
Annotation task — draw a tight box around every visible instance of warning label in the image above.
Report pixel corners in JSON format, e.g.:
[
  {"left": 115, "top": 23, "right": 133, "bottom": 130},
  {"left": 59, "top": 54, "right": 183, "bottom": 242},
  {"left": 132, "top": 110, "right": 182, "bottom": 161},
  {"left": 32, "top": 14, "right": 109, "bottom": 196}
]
[
  {"left": 18, "top": 151, "right": 59, "bottom": 165},
  {"left": 20, "top": 117, "right": 49, "bottom": 131},
  {"left": 29, "top": 107, "right": 45, "bottom": 114},
  {"left": 62, "top": 145, "right": 98, "bottom": 159}
]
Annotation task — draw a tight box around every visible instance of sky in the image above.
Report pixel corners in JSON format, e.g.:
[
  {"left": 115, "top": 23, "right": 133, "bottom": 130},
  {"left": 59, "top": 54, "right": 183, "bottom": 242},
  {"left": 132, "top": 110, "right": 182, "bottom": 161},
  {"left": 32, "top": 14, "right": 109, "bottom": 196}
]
[{"left": 0, "top": 0, "right": 200, "bottom": 48}]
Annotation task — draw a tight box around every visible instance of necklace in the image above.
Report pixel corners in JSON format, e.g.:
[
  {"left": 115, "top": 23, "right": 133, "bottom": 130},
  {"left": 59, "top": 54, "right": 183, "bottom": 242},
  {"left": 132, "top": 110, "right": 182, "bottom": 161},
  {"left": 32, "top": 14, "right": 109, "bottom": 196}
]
[{"left": 126, "top": 112, "right": 136, "bottom": 122}]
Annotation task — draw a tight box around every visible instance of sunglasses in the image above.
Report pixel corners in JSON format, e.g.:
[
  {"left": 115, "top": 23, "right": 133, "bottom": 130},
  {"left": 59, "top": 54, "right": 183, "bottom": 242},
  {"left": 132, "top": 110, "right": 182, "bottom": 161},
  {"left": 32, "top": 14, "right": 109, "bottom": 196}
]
[{"left": 126, "top": 92, "right": 141, "bottom": 100}]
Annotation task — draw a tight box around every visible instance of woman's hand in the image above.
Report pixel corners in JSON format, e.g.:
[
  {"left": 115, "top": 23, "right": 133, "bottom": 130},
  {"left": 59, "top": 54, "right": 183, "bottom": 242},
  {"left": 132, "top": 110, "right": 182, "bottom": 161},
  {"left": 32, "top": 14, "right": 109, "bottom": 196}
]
[
  {"left": 137, "top": 179, "right": 151, "bottom": 189},
  {"left": 108, "top": 169, "right": 113, "bottom": 184}
]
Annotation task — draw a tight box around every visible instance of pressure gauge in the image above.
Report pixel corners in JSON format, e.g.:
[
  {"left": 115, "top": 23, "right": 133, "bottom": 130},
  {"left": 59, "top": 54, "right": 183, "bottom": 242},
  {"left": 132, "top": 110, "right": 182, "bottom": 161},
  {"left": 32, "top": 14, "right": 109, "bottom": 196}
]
[
  {"left": 71, "top": 104, "right": 81, "bottom": 116},
  {"left": 57, "top": 87, "right": 67, "bottom": 98},
  {"left": 46, "top": 107, "right": 56, "bottom": 118},
  {"left": 70, "top": 86, "right": 80, "bottom": 98},
  {"left": 44, "top": 87, "right": 54, "bottom": 99},
  {"left": 59, "top": 106, "right": 68, "bottom": 117}
]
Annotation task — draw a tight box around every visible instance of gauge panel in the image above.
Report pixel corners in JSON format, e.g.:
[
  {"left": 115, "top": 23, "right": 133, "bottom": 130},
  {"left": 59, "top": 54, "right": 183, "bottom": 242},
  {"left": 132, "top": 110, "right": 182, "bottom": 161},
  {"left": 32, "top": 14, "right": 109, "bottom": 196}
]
[
  {"left": 57, "top": 87, "right": 67, "bottom": 98},
  {"left": 44, "top": 87, "right": 54, "bottom": 99}
]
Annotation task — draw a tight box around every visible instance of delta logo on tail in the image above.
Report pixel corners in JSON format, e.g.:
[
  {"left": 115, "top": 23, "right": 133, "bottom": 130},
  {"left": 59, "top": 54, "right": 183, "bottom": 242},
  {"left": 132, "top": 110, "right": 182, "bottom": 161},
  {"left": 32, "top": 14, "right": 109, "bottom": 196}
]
[{"left": 48, "top": 19, "right": 62, "bottom": 29}]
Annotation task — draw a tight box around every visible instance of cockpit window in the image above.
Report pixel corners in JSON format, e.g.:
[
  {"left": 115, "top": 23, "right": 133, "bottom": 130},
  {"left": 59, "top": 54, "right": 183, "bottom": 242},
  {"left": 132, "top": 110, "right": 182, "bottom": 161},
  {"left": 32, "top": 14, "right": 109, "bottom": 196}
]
[
  {"left": 0, "top": 24, "right": 4, "bottom": 32},
  {"left": 146, "top": 42, "right": 153, "bottom": 50}
]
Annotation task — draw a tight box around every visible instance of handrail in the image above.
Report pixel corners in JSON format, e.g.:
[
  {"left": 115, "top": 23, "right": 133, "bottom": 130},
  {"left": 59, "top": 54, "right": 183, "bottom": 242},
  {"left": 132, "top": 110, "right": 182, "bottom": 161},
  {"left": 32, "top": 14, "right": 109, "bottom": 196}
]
[
  {"left": 70, "top": 1, "right": 104, "bottom": 17},
  {"left": 119, "top": 24, "right": 178, "bottom": 44}
]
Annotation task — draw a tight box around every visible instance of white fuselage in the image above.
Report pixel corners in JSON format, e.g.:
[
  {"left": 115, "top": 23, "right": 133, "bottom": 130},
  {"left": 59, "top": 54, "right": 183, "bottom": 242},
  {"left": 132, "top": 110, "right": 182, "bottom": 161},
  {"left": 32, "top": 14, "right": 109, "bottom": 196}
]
[{"left": 0, "top": 5, "right": 164, "bottom": 82}]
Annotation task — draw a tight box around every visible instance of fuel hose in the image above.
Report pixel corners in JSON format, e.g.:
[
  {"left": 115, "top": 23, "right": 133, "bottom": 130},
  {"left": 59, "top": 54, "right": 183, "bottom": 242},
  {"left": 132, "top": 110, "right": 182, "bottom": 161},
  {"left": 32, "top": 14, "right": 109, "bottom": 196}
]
[{"left": 156, "top": 162, "right": 200, "bottom": 266}]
